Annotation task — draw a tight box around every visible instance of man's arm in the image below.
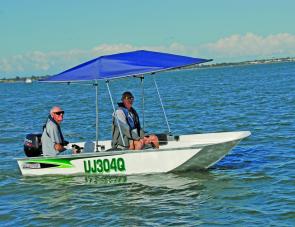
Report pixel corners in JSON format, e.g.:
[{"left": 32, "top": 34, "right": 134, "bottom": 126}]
[{"left": 48, "top": 123, "right": 66, "bottom": 153}]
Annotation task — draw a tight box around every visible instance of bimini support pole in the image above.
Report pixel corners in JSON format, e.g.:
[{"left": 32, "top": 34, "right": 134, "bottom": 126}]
[
  {"left": 94, "top": 80, "right": 99, "bottom": 152},
  {"left": 153, "top": 75, "right": 171, "bottom": 134},
  {"left": 106, "top": 80, "right": 126, "bottom": 147},
  {"left": 140, "top": 76, "right": 145, "bottom": 131}
]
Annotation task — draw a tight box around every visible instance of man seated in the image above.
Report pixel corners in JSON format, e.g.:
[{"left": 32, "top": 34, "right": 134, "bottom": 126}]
[
  {"left": 112, "top": 91, "right": 159, "bottom": 150},
  {"left": 41, "top": 106, "right": 71, "bottom": 156}
]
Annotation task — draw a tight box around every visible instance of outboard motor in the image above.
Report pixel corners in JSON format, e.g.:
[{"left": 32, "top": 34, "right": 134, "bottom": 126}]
[{"left": 24, "top": 133, "right": 43, "bottom": 157}]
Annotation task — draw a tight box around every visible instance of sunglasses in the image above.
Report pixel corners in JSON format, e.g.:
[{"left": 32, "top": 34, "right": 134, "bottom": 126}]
[
  {"left": 54, "top": 111, "right": 64, "bottom": 116},
  {"left": 125, "top": 97, "right": 134, "bottom": 101}
]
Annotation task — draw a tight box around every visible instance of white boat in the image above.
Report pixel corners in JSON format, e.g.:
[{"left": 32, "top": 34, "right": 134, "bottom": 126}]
[
  {"left": 25, "top": 78, "right": 32, "bottom": 83},
  {"left": 17, "top": 50, "right": 251, "bottom": 176},
  {"left": 17, "top": 131, "right": 250, "bottom": 176}
]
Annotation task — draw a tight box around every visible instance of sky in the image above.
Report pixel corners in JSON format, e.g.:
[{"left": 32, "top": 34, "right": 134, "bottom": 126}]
[{"left": 1, "top": 0, "right": 295, "bottom": 78}]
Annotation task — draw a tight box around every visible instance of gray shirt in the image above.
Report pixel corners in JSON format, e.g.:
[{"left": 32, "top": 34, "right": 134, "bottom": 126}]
[
  {"left": 111, "top": 108, "right": 144, "bottom": 148},
  {"left": 115, "top": 109, "right": 141, "bottom": 140},
  {"left": 41, "top": 119, "right": 63, "bottom": 156}
]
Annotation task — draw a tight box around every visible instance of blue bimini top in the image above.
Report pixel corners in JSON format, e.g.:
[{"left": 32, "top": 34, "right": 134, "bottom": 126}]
[{"left": 41, "top": 50, "right": 212, "bottom": 83}]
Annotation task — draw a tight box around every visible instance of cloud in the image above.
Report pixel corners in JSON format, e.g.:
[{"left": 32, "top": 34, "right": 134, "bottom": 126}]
[
  {"left": 0, "top": 49, "right": 89, "bottom": 76},
  {"left": 1, "top": 33, "right": 295, "bottom": 76},
  {"left": 0, "top": 43, "right": 187, "bottom": 76},
  {"left": 91, "top": 43, "right": 188, "bottom": 56},
  {"left": 203, "top": 33, "right": 295, "bottom": 58}
]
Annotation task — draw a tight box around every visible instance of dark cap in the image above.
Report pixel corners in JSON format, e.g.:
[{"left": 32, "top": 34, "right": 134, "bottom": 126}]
[{"left": 121, "top": 91, "right": 134, "bottom": 100}]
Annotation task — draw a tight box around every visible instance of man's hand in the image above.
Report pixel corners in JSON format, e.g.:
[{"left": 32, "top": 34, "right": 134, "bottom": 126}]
[{"left": 54, "top": 143, "right": 65, "bottom": 152}]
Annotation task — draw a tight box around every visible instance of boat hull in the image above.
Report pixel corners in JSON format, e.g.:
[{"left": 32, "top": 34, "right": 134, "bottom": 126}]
[{"left": 16, "top": 131, "right": 250, "bottom": 176}]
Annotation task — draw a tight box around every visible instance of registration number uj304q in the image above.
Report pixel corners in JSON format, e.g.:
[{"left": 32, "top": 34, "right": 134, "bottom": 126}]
[{"left": 84, "top": 158, "right": 126, "bottom": 174}]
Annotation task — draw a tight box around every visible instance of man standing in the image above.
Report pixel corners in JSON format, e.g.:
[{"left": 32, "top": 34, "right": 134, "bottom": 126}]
[
  {"left": 112, "top": 91, "right": 159, "bottom": 150},
  {"left": 41, "top": 106, "right": 68, "bottom": 156}
]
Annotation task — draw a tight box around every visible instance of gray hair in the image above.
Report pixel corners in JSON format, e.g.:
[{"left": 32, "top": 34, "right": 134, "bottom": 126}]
[{"left": 50, "top": 106, "right": 62, "bottom": 115}]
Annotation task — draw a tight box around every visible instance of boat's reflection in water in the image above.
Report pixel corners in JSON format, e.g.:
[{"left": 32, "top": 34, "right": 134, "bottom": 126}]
[
  {"left": 20, "top": 170, "right": 217, "bottom": 191},
  {"left": 84, "top": 174, "right": 128, "bottom": 185},
  {"left": 81, "top": 171, "right": 216, "bottom": 190}
]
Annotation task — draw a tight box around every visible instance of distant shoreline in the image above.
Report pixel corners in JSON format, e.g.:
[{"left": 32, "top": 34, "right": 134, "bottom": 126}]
[
  {"left": 1, "top": 57, "right": 294, "bottom": 83},
  {"left": 189, "top": 56, "right": 295, "bottom": 70}
]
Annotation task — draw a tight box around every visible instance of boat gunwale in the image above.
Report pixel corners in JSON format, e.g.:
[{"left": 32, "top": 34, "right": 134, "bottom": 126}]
[
  {"left": 16, "top": 145, "right": 203, "bottom": 162},
  {"left": 16, "top": 131, "right": 251, "bottom": 162}
]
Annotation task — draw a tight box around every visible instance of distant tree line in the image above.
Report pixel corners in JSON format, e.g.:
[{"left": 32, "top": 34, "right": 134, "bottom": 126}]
[
  {"left": 0, "top": 75, "right": 47, "bottom": 83},
  {"left": 184, "top": 56, "right": 295, "bottom": 69}
]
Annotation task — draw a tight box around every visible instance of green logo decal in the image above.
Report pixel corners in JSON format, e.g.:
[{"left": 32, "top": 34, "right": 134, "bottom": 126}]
[
  {"left": 26, "top": 158, "right": 73, "bottom": 168},
  {"left": 84, "top": 158, "right": 126, "bottom": 174}
]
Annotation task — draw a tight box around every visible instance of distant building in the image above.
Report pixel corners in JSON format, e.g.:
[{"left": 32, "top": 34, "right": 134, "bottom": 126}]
[{"left": 25, "top": 78, "right": 32, "bottom": 83}]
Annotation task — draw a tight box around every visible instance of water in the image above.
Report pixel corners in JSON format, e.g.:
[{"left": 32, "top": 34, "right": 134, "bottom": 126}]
[{"left": 0, "top": 62, "right": 294, "bottom": 226}]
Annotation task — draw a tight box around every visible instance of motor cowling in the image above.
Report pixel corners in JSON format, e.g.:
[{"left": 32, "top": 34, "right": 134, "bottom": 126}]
[{"left": 24, "top": 133, "right": 43, "bottom": 157}]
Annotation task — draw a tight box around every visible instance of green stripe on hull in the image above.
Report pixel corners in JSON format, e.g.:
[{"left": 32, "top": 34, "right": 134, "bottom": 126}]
[{"left": 26, "top": 158, "right": 73, "bottom": 168}]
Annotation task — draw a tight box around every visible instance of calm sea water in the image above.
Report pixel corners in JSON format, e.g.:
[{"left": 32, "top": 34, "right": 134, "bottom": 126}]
[{"left": 0, "top": 62, "right": 294, "bottom": 226}]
